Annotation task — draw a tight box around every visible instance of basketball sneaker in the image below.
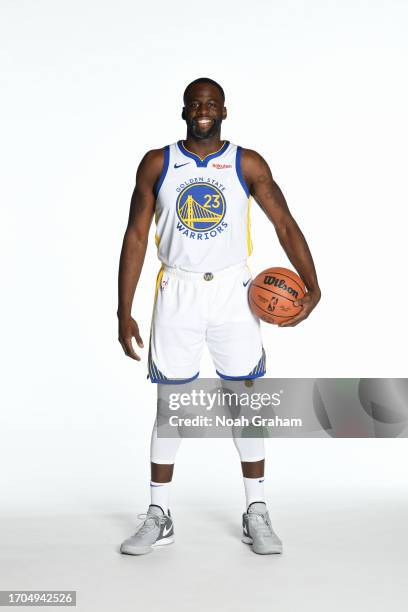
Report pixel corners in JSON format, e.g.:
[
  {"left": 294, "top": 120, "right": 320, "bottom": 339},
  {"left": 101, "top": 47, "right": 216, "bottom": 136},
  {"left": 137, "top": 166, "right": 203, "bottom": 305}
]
[
  {"left": 242, "top": 502, "right": 282, "bottom": 555},
  {"left": 120, "top": 505, "right": 174, "bottom": 555}
]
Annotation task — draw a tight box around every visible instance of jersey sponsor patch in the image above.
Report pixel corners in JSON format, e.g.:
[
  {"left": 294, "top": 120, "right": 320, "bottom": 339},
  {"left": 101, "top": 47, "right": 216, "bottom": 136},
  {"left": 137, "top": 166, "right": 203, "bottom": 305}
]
[{"left": 211, "top": 162, "right": 232, "bottom": 169}]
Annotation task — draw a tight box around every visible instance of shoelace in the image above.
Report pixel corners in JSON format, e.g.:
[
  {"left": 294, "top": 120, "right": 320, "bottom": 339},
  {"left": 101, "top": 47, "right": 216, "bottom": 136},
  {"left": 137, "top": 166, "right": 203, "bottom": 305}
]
[
  {"left": 135, "top": 513, "right": 168, "bottom": 536},
  {"left": 246, "top": 511, "right": 273, "bottom": 536}
]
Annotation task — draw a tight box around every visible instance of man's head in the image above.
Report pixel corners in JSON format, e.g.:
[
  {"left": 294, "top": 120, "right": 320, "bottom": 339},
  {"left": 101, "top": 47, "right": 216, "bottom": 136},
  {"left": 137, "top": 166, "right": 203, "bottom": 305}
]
[{"left": 182, "top": 78, "right": 227, "bottom": 140}]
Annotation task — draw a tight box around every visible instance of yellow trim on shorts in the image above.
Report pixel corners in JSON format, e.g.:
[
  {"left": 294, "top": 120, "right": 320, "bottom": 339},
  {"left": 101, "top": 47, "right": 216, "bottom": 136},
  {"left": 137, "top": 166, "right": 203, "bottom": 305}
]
[
  {"left": 154, "top": 265, "right": 164, "bottom": 306},
  {"left": 246, "top": 196, "right": 253, "bottom": 256},
  {"left": 147, "top": 265, "right": 164, "bottom": 381}
]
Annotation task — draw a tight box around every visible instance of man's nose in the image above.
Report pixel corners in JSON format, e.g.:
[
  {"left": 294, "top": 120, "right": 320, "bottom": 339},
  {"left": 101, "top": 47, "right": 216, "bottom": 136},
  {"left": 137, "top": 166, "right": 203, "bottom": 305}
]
[{"left": 196, "top": 103, "right": 210, "bottom": 116}]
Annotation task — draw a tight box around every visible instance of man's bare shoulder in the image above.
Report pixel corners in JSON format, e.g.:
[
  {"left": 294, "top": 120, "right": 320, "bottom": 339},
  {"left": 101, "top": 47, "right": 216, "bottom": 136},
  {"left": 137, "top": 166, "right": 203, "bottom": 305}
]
[
  {"left": 240, "top": 147, "right": 268, "bottom": 169},
  {"left": 136, "top": 147, "right": 165, "bottom": 183},
  {"left": 240, "top": 147, "right": 272, "bottom": 186},
  {"left": 139, "top": 147, "right": 165, "bottom": 171}
]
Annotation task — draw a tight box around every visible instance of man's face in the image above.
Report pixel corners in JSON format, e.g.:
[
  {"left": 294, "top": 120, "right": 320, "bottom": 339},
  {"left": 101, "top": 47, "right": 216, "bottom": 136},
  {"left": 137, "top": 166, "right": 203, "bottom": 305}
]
[{"left": 183, "top": 84, "right": 226, "bottom": 139}]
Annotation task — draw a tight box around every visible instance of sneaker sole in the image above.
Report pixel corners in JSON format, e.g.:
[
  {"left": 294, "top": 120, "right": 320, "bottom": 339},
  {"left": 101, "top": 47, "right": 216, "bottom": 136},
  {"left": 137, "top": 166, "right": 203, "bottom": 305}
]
[
  {"left": 120, "top": 536, "right": 175, "bottom": 556},
  {"left": 242, "top": 535, "right": 282, "bottom": 554}
]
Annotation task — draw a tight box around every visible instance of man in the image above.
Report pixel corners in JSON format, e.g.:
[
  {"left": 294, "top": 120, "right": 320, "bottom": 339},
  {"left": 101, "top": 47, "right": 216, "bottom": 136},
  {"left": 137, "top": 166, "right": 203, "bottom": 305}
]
[{"left": 117, "top": 77, "right": 321, "bottom": 555}]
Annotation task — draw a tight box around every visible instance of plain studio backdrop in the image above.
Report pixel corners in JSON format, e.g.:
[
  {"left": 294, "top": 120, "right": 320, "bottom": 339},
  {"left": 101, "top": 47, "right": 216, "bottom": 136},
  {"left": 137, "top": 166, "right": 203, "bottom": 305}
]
[
  {"left": 1, "top": 0, "right": 407, "bottom": 509},
  {"left": 1, "top": 2, "right": 408, "bottom": 607}
]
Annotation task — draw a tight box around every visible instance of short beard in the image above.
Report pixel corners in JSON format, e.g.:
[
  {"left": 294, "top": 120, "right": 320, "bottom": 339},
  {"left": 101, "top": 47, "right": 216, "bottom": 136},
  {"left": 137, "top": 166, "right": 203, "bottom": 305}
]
[{"left": 186, "top": 117, "right": 223, "bottom": 140}]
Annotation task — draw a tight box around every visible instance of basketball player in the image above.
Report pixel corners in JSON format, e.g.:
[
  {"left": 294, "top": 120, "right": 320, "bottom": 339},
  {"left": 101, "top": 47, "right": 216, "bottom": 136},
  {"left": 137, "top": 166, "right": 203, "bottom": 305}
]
[{"left": 117, "top": 78, "right": 321, "bottom": 555}]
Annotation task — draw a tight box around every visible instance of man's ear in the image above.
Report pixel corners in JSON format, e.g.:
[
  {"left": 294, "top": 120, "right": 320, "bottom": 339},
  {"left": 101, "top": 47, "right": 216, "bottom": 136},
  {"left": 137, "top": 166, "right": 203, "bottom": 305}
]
[
  {"left": 223, "top": 106, "right": 227, "bottom": 120},
  {"left": 181, "top": 107, "right": 186, "bottom": 120}
]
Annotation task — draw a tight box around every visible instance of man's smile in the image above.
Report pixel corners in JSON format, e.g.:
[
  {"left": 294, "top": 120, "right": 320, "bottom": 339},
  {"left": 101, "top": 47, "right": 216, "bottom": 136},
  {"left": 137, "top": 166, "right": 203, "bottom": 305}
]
[{"left": 195, "top": 118, "right": 214, "bottom": 129}]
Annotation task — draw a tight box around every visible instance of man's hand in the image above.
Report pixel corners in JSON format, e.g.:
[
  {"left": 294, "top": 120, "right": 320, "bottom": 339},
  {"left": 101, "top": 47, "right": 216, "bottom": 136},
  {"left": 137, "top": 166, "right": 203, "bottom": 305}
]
[
  {"left": 278, "top": 287, "right": 321, "bottom": 327},
  {"left": 118, "top": 316, "right": 144, "bottom": 360}
]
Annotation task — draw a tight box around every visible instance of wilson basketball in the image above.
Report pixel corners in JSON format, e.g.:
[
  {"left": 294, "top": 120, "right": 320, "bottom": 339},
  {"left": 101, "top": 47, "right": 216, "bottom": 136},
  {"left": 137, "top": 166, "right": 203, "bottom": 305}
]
[{"left": 248, "top": 267, "right": 306, "bottom": 325}]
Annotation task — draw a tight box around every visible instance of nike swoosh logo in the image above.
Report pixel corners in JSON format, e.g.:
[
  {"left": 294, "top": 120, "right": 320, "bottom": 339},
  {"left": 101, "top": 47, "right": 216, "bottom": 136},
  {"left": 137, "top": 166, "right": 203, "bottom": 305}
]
[
  {"left": 174, "top": 162, "right": 189, "bottom": 168},
  {"left": 243, "top": 279, "right": 251, "bottom": 287},
  {"left": 162, "top": 523, "right": 172, "bottom": 537}
]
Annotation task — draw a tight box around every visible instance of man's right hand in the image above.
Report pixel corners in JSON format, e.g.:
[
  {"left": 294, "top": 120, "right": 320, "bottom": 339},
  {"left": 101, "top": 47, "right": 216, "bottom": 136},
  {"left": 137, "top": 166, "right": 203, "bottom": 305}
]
[{"left": 118, "top": 316, "right": 144, "bottom": 361}]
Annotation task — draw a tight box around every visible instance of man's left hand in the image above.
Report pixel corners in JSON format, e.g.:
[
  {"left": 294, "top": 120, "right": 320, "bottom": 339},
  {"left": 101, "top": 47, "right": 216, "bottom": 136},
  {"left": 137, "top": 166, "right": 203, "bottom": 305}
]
[{"left": 278, "top": 287, "right": 321, "bottom": 327}]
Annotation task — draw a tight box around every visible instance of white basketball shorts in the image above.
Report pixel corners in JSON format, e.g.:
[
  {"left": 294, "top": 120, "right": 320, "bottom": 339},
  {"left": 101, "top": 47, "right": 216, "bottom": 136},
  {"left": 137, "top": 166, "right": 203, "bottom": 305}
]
[{"left": 147, "top": 261, "right": 266, "bottom": 383}]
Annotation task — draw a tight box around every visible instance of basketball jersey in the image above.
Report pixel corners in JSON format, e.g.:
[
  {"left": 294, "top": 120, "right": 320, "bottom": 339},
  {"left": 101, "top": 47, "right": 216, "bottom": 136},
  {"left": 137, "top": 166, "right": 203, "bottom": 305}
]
[{"left": 153, "top": 140, "right": 252, "bottom": 272}]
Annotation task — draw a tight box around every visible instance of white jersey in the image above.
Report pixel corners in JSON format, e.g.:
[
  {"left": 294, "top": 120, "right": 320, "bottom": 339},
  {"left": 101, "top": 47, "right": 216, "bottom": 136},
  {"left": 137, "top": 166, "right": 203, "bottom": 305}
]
[{"left": 153, "top": 140, "right": 252, "bottom": 272}]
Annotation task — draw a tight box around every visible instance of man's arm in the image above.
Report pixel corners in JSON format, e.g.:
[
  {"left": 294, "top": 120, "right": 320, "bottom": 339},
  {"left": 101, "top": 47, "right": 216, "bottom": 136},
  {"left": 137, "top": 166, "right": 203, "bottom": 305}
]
[
  {"left": 117, "top": 148, "right": 163, "bottom": 358},
  {"left": 241, "top": 149, "right": 321, "bottom": 327}
]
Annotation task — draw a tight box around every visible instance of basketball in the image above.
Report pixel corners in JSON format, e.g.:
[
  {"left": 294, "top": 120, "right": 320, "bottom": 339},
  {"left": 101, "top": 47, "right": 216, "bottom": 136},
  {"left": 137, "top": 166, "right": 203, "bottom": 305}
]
[{"left": 248, "top": 267, "right": 306, "bottom": 325}]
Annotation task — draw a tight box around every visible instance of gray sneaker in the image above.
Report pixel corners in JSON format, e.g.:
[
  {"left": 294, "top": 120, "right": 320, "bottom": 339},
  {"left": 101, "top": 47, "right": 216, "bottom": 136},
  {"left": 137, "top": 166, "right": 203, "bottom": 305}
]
[
  {"left": 242, "top": 502, "right": 282, "bottom": 555},
  {"left": 120, "top": 505, "right": 175, "bottom": 555}
]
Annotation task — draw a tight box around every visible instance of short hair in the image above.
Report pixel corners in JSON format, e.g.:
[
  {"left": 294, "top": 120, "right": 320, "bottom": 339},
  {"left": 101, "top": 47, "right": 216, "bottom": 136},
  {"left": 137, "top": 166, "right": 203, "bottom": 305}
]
[{"left": 183, "top": 78, "right": 225, "bottom": 104}]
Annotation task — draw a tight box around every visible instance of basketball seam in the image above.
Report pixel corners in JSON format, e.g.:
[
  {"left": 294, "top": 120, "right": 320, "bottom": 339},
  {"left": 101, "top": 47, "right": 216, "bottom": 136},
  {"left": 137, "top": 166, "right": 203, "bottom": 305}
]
[
  {"left": 250, "top": 284, "right": 299, "bottom": 304},
  {"left": 264, "top": 271, "right": 306, "bottom": 294},
  {"left": 248, "top": 293, "right": 293, "bottom": 319}
]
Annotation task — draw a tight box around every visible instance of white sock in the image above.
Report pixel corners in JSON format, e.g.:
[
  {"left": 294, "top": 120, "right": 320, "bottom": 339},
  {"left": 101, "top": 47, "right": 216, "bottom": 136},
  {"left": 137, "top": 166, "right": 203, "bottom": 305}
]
[
  {"left": 243, "top": 476, "right": 265, "bottom": 509},
  {"left": 150, "top": 481, "right": 170, "bottom": 514}
]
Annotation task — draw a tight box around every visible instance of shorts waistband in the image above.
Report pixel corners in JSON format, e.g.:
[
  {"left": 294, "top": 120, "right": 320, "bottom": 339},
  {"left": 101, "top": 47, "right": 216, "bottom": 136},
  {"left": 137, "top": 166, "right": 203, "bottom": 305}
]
[{"left": 162, "top": 261, "right": 248, "bottom": 281}]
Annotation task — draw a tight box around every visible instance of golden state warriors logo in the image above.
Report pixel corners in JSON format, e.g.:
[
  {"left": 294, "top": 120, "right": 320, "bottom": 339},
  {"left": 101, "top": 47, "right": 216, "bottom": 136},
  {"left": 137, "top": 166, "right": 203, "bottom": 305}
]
[{"left": 176, "top": 183, "right": 226, "bottom": 232}]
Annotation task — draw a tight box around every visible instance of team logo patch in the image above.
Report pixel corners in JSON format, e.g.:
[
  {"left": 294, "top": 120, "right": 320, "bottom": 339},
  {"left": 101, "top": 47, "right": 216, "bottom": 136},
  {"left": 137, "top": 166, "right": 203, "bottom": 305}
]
[{"left": 176, "top": 182, "right": 226, "bottom": 233}]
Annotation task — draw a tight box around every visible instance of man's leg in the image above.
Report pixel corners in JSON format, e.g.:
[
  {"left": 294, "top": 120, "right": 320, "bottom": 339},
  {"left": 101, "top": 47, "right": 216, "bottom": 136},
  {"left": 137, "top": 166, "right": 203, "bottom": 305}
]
[
  {"left": 120, "top": 386, "right": 181, "bottom": 555},
  {"left": 233, "top": 431, "right": 282, "bottom": 555},
  {"left": 232, "top": 436, "right": 266, "bottom": 507},
  {"left": 149, "top": 406, "right": 182, "bottom": 514}
]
